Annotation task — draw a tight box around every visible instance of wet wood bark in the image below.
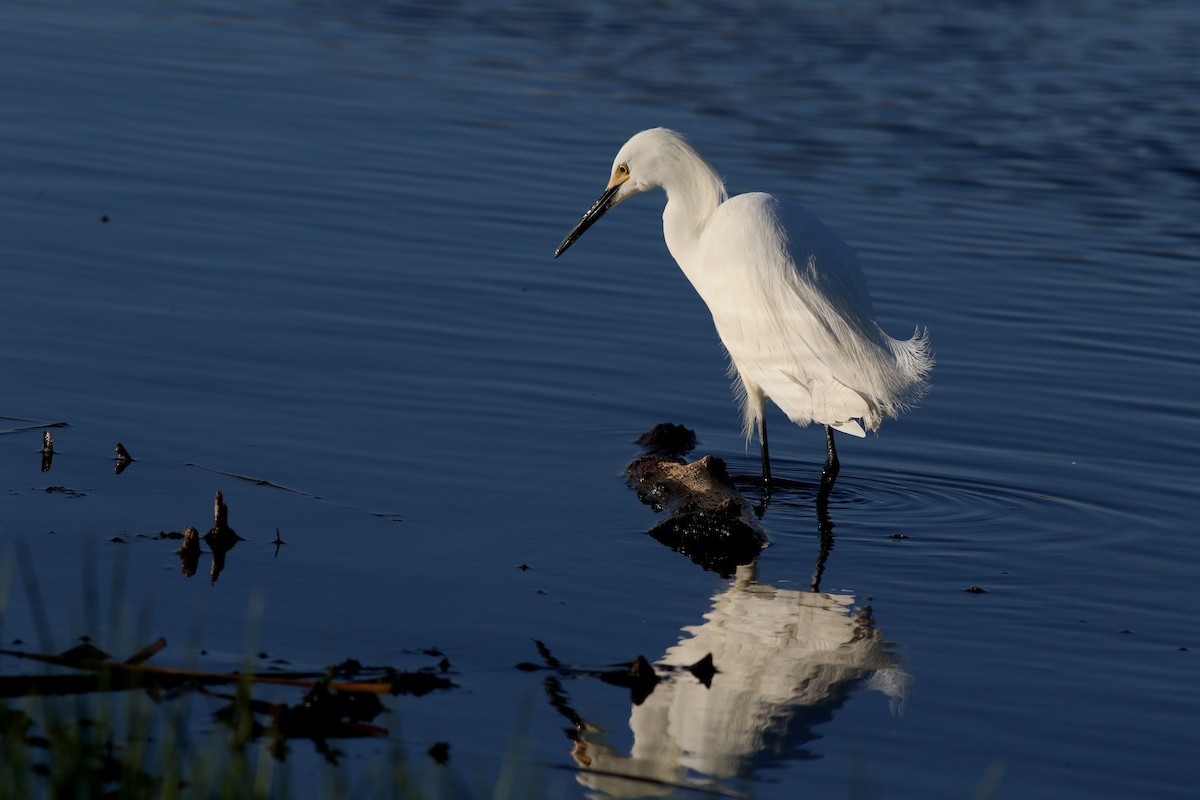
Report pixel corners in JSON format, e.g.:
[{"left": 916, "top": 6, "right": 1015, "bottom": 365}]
[{"left": 625, "top": 424, "right": 766, "bottom": 576}]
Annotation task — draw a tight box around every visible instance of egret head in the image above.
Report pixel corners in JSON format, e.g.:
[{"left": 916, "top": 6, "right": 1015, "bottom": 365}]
[{"left": 554, "top": 128, "right": 696, "bottom": 258}]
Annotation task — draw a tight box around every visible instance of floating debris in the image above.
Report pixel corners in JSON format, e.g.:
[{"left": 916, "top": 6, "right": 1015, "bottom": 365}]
[
  {"left": 58, "top": 642, "right": 112, "bottom": 668},
  {"left": 114, "top": 442, "right": 134, "bottom": 474},
  {"left": 0, "top": 638, "right": 456, "bottom": 768},
  {"left": 125, "top": 637, "right": 167, "bottom": 666},
  {"left": 0, "top": 416, "right": 68, "bottom": 436},
  {"left": 427, "top": 742, "right": 451, "bottom": 764},
  {"left": 185, "top": 461, "right": 401, "bottom": 521},
  {"left": 633, "top": 422, "right": 697, "bottom": 455},
  {"left": 599, "top": 655, "right": 660, "bottom": 706},
  {"left": 687, "top": 653, "right": 717, "bottom": 688},
  {"left": 518, "top": 641, "right": 713, "bottom": 707},
  {"left": 626, "top": 428, "right": 766, "bottom": 576},
  {"left": 41, "top": 430, "right": 54, "bottom": 473},
  {"left": 330, "top": 659, "right": 360, "bottom": 678},
  {"left": 204, "top": 491, "right": 244, "bottom": 584},
  {"left": 43, "top": 485, "right": 87, "bottom": 498},
  {"left": 169, "top": 492, "right": 246, "bottom": 583},
  {"left": 178, "top": 526, "right": 202, "bottom": 577},
  {"left": 388, "top": 670, "right": 454, "bottom": 696}
]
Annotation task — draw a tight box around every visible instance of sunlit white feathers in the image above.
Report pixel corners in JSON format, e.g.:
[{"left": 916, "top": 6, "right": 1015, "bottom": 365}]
[{"left": 557, "top": 127, "right": 931, "bottom": 473}]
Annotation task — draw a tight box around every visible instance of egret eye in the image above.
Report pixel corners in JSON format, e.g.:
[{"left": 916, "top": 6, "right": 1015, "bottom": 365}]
[{"left": 617, "top": 163, "right": 629, "bottom": 177}]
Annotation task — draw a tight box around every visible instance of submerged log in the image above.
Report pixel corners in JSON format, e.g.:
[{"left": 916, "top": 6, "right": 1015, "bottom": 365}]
[{"left": 625, "top": 425, "right": 766, "bottom": 576}]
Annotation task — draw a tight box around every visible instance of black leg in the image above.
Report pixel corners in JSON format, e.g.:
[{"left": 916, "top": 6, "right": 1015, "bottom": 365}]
[
  {"left": 817, "top": 425, "right": 839, "bottom": 503},
  {"left": 811, "top": 425, "right": 839, "bottom": 591},
  {"left": 810, "top": 500, "right": 835, "bottom": 592},
  {"left": 759, "top": 414, "right": 772, "bottom": 489}
]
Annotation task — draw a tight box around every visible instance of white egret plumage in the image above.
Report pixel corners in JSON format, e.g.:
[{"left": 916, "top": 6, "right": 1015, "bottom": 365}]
[{"left": 555, "top": 128, "right": 931, "bottom": 495}]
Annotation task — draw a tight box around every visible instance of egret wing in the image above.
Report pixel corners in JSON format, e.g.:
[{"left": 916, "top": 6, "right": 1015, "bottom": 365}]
[{"left": 698, "top": 193, "right": 912, "bottom": 433}]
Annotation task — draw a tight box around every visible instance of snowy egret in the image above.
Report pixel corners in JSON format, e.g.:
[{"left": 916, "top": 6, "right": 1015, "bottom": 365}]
[{"left": 555, "top": 128, "right": 931, "bottom": 495}]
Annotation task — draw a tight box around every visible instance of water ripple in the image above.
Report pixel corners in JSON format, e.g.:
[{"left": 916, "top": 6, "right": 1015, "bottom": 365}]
[{"left": 760, "top": 464, "right": 1134, "bottom": 552}]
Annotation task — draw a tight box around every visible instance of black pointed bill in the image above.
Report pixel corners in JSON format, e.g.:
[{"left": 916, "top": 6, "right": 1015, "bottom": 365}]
[{"left": 554, "top": 183, "right": 621, "bottom": 258}]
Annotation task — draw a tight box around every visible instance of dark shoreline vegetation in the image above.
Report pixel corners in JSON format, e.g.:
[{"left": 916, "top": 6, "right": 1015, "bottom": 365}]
[{"left": 0, "top": 640, "right": 455, "bottom": 799}]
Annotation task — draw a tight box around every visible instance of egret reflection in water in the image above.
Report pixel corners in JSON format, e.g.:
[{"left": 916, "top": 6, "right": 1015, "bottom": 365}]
[{"left": 565, "top": 564, "right": 909, "bottom": 797}]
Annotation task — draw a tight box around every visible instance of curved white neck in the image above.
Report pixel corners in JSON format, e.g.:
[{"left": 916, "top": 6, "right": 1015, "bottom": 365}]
[{"left": 661, "top": 157, "right": 726, "bottom": 267}]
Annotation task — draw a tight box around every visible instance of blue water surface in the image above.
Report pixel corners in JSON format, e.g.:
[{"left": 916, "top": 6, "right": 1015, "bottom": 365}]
[{"left": 2, "top": 1, "right": 1197, "bottom": 798}]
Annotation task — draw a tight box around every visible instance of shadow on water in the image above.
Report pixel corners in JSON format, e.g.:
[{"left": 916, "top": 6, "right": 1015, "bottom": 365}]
[{"left": 522, "top": 425, "right": 907, "bottom": 797}]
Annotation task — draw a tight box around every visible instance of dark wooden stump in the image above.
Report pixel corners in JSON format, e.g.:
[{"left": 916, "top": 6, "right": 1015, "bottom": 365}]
[{"left": 625, "top": 425, "right": 766, "bottom": 576}]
